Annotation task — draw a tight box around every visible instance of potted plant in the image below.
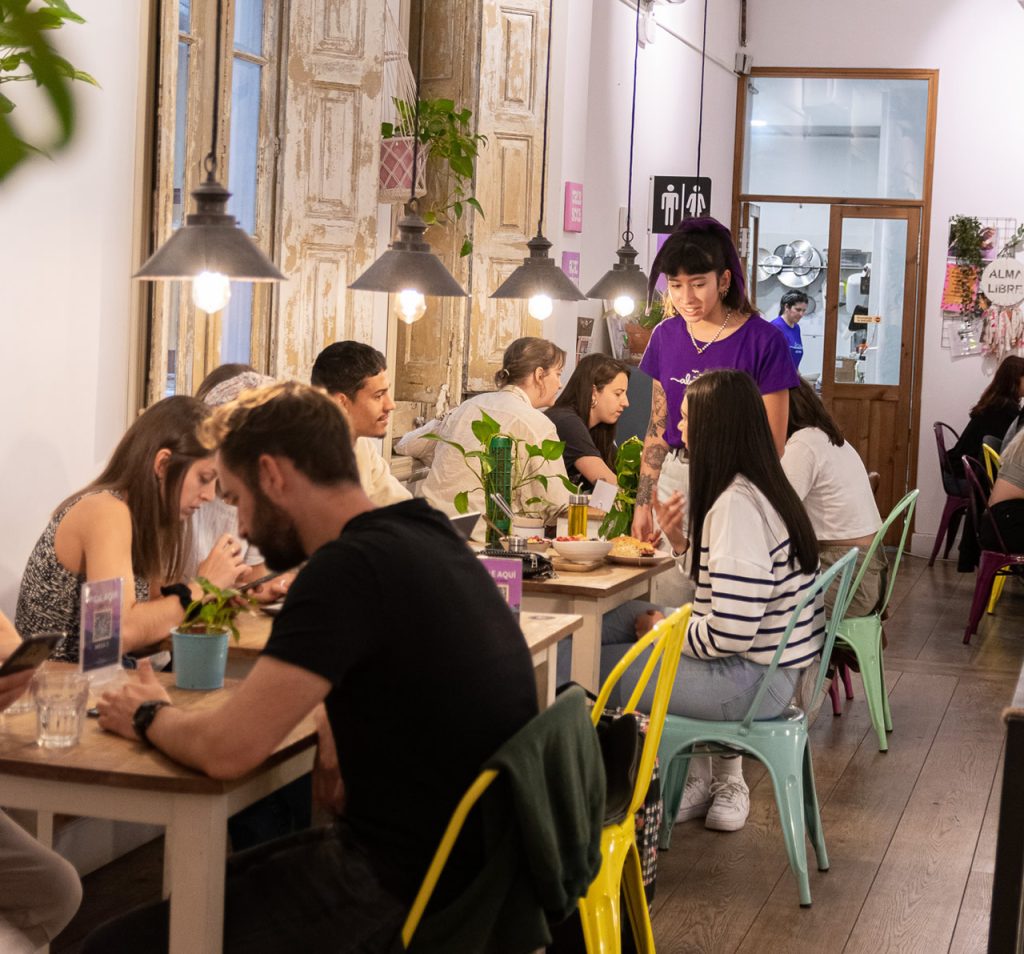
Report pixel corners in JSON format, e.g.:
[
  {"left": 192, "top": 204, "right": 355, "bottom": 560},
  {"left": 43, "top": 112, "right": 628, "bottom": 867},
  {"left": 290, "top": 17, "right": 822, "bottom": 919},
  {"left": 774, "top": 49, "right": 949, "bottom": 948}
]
[
  {"left": 622, "top": 297, "right": 665, "bottom": 364},
  {"left": 381, "top": 97, "right": 487, "bottom": 256},
  {"left": 171, "top": 577, "right": 256, "bottom": 690},
  {"left": 425, "top": 410, "right": 577, "bottom": 540},
  {"left": 598, "top": 437, "right": 644, "bottom": 539}
]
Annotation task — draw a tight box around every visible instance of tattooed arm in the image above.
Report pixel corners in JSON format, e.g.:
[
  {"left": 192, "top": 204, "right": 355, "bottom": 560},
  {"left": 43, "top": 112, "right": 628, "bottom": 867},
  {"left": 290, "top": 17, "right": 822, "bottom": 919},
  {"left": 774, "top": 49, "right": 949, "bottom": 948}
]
[{"left": 632, "top": 381, "right": 670, "bottom": 543}]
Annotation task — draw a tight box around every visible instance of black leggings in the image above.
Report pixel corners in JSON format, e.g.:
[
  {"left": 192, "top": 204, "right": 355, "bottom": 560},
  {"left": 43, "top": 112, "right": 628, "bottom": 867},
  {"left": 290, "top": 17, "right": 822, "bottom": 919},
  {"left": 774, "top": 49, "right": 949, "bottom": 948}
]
[{"left": 980, "top": 499, "right": 1024, "bottom": 553}]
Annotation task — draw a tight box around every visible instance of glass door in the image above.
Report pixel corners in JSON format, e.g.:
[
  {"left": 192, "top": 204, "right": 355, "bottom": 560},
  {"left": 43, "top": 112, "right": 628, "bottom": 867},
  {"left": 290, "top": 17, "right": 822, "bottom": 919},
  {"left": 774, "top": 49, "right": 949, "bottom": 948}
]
[{"left": 821, "top": 205, "right": 921, "bottom": 519}]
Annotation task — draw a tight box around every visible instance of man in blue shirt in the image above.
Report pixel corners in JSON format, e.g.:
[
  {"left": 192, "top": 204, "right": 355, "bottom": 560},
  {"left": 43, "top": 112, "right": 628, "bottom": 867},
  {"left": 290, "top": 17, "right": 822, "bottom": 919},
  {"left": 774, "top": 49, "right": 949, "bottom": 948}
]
[{"left": 770, "top": 290, "right": 809, "bottom": 370}]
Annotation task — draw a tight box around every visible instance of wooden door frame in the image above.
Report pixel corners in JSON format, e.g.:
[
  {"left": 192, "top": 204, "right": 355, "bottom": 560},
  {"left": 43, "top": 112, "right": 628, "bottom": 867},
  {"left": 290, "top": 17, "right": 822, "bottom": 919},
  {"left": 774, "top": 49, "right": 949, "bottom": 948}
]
[{"left": 731, "top": 67, "right": 939, "bottom": 516}]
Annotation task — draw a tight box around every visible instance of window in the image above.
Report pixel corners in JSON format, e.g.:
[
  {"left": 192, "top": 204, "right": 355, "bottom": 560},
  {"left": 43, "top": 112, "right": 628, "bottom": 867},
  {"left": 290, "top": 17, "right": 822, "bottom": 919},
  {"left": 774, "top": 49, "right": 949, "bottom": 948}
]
[{"left": 147, "top": 0, "right": 282, "bottom": 400}]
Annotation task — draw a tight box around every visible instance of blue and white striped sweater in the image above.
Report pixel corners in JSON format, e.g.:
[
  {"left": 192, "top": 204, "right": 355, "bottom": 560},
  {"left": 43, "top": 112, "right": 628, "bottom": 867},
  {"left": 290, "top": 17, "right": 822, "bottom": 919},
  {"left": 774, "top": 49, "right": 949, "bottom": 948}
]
[{"left": 685, "top": 477, "right": 823, "bottom": 668}]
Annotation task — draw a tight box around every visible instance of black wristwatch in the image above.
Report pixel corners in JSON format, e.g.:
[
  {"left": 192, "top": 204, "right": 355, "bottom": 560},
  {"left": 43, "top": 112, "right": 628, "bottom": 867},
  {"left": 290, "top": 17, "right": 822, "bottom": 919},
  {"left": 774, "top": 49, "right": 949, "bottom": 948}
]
[
  {"left": 160, "top": 582, "right": 193, "bottom": 613},
  {"left": 133, "top": 700, "right": 172, "bottom": 745}
]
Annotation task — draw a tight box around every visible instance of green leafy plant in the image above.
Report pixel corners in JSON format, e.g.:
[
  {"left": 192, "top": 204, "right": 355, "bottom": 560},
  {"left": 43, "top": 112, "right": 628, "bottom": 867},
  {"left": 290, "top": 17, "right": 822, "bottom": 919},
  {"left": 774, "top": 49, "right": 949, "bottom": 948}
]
[
  {"left": 0, "top": 0, "right": 99, "bottom": 181},
  {"left": 633, "top": 296, "right": 666, "bottom": 331},
  {"left": 382, "top": 97, "right": 486, "bottom": 255},
  {"left": 425, "top": 410, "right": 577, "bottom": 519},
  {"left": 949, "top": 215, "right": 986, "bottom": 317},
  {"left": 598, "top": 437, "right": 644, "bottom": 539},
  {"left": 178, "top": 577, "right": 256, "bottom": 642}
]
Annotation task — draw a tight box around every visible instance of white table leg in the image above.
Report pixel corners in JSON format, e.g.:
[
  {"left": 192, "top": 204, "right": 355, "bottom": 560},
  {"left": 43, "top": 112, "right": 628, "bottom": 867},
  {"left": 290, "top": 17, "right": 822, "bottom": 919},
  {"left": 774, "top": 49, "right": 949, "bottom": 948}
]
[
  {"left": 543, "top": 647, "right": 558, "bottom": 706},
  {"left": 568, "top": 606, "right": 601, "bottom": 692},
  {"left": 166, "top": 794, "right": 228, "bottom": 954}
]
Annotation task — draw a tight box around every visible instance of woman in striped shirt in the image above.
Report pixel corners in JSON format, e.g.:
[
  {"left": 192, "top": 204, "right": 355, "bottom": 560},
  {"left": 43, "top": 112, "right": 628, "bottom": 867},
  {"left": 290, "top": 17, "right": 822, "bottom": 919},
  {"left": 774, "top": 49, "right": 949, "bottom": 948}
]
[{"left": 617, "top": 369, "right": 821, "bottom": 831}]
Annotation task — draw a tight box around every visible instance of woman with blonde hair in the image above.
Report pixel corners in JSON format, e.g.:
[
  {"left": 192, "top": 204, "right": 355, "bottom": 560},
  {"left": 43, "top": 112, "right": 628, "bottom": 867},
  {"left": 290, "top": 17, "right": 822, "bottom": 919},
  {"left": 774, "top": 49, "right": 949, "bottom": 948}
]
[{"left": 16, "top": 396, "right": 247, "bottom": 661}]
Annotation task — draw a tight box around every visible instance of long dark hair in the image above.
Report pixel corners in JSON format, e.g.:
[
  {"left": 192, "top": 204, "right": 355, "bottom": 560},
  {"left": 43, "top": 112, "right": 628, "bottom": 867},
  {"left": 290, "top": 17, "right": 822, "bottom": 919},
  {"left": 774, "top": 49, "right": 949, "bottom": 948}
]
[
  {"left": 553, "top": 354, "right": 631, "bottom": 466},
  {"left": 972, "top": 355, "right": 1024, "bottom": 416},
  {"left": 787, "top": 379, "right": 845, "bottom": 447},
  {"left": 686, "top": 370, "right": 818, "bottom": 581},
  {"left": 58, "top": 396, "right": 211, "bottom": 583}
]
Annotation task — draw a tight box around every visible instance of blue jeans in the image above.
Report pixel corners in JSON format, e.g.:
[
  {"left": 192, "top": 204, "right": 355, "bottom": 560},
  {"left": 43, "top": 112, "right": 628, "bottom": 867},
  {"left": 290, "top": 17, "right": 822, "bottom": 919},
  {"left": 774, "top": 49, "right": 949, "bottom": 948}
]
[
  {"left": 555, "top": 600, "right": 665, "bottom": 687},
  {"left": 599, "top": 600, "right": 800, "bottom": 721}
]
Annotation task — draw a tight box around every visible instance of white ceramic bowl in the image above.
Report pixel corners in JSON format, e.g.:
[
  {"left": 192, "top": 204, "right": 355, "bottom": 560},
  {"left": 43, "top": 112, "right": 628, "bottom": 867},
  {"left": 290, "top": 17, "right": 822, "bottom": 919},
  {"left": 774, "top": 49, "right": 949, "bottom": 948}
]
[{"left": 550, "top": 538, "right": 612, "bottom": 562}]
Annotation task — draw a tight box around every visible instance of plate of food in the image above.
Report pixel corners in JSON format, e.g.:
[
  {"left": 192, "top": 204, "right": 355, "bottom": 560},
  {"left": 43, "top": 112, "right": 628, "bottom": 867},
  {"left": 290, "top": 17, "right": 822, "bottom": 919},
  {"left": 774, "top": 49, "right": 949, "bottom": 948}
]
[
  {"left": 606, "top": 535, "right": 662, "bottom": 565},
  {"left": 549, "top": 536, "right": 613, "bottom": 563}
]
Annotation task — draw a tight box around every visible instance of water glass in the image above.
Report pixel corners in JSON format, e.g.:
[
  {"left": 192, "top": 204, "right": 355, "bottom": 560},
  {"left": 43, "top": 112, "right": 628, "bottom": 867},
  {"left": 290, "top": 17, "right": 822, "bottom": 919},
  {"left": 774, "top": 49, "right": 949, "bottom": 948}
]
[{"left": 32, "top": 673, "right": 89, "bottom": 749}]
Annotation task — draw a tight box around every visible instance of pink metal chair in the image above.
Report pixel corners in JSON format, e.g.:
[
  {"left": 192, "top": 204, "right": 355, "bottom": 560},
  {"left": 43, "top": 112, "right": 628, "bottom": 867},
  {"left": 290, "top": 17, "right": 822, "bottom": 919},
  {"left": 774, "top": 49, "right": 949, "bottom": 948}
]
[
  {"left": 929, "top": 422, "right": 969, "bottom": 567},
  {"left": 961, "top": 455, "right": 1024, "bottom": 644}
]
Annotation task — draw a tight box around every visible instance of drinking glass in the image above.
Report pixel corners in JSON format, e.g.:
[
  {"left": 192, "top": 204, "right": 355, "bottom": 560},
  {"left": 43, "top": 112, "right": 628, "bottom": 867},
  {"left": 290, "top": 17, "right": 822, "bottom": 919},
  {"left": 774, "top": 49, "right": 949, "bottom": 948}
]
[{"left": 32, "top": 672, "right": 90, "bottom": 749}]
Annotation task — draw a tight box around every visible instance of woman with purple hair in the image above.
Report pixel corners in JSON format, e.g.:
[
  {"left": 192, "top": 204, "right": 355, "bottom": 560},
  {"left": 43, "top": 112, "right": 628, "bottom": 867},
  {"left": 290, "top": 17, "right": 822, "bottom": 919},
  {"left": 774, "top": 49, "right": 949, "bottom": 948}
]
[{"left": 632, "top": 217, "right": 799, "bottom": 546}]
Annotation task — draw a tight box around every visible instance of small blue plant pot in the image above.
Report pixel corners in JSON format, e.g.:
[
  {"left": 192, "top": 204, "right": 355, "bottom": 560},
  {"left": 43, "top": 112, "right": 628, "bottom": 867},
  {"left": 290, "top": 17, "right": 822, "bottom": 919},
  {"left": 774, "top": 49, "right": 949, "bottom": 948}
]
[{"left": 171, "top": 629, "right": 229, "bottom": 690}]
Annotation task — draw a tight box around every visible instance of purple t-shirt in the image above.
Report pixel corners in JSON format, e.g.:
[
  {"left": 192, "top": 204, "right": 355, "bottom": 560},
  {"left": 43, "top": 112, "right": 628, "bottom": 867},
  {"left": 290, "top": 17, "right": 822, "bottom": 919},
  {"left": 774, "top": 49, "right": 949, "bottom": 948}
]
[
  {"left": 639, "top": 314, "right": 799, "bottom": 448},
  {"left": 771, "top": 315, "right": 804, "bottom": 369}
]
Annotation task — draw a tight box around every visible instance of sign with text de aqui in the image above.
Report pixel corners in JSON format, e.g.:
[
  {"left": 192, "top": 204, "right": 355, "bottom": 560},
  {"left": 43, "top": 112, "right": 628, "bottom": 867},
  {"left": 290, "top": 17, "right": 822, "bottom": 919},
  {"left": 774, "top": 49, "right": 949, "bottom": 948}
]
[{"left": 650, "top": 176, "right": 712, "bottom": 233}]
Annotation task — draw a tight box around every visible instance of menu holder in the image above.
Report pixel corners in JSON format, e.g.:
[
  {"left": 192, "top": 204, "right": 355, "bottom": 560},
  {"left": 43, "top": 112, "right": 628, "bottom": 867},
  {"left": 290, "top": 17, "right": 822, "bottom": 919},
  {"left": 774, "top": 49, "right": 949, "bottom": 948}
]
[
  {"left": 478, "top": 556, "right": 522, "bottom": 619},
  {"left": 80, "top": 578, "right": 123, "bottom": 685}
]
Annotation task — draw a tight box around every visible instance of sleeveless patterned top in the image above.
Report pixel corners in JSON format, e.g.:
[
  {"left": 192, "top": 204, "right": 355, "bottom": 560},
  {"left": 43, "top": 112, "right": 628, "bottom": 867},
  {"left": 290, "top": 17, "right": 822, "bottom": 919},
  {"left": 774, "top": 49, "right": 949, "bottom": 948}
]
[{"left": 15, "top": 491, "right": 150, "bottom": 663}]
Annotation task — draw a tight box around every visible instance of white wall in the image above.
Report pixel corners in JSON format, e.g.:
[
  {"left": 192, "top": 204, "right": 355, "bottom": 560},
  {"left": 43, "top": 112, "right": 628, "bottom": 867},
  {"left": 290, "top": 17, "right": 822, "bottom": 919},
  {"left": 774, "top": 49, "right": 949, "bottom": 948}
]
[
  {"left": 0, "top": 1, "right": 146, "bottom": 615},
  {"left": 546, "top": 0, "right": 742, "bottom": 365},
  {"left": 748, "top": 0, "right": 1024, "bottom": 556}
]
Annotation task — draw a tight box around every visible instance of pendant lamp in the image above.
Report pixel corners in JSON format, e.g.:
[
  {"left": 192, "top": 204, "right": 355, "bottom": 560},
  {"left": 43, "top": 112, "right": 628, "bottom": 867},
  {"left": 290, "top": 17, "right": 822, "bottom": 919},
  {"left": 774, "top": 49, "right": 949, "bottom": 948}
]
[
  {"left": 490, "top": 0, "right": 585, "bottom": 319},
  {"left": 586, "top": 0, "right": 647, "bottom": 318},
  {"left": 348, "top": 1, "right": 467, "bottom": 321},
  {"left": 134, "top": 0, "right": 284, "bottom": 314}
]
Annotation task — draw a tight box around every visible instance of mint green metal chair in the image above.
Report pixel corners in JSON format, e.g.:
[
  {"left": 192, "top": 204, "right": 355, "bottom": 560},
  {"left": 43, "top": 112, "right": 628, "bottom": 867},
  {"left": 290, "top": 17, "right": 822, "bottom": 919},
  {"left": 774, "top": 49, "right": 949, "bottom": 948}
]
[
  {"left": 657, "top": 548, "right": 858, "bottom": 908},
  {"left": 831, "top": 489, "right": 919, "bottom": 752}
]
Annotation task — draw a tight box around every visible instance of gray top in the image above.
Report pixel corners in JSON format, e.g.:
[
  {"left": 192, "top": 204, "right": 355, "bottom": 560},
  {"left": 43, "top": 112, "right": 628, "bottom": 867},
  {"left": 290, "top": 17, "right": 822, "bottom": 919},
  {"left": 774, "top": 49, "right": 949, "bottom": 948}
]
[
  {"left": 1000, "top": 431, "right": 1024, "bottom": 491},
  {"left": 15, "top": 491, "right": 149, "bottom": 662}
]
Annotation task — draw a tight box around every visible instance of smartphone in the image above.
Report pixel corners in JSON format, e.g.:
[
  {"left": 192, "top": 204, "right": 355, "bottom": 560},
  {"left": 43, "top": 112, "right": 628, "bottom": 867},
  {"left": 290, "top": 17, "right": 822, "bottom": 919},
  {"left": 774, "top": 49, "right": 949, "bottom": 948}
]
[{"left": 0, "top": 634, "right": 63, "bottom": 677}]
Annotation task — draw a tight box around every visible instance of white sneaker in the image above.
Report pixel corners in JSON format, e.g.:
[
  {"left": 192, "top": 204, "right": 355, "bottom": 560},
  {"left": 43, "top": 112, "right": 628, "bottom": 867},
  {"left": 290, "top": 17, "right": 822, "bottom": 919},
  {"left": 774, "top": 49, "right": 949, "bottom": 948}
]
[
  {"left": 675, "top": 773, "right": 713, "bottom": 823},
  {"left": 704, "top": 775, "right": 750, "bottom": 831}
]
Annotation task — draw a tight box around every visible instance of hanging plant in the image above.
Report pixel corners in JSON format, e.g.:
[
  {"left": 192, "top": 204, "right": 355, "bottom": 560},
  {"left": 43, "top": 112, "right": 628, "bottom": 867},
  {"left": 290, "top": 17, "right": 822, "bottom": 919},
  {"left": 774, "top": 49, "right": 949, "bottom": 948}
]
[{"left": 949, "top": 215, "right": 986, "bottom": 317}]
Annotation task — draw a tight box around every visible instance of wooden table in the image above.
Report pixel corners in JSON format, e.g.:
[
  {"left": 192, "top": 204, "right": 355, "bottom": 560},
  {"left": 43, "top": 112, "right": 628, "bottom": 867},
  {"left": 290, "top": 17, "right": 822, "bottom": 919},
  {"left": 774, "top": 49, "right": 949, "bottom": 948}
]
[
  {"left": 522, "top": 558, "right": 677, "bottom": 692},
  {"left": 0, "top": 672, "right": 316, "bottom": 954},
  {"left": 228, "top": 610, "right": 583, "bottom": 704}
]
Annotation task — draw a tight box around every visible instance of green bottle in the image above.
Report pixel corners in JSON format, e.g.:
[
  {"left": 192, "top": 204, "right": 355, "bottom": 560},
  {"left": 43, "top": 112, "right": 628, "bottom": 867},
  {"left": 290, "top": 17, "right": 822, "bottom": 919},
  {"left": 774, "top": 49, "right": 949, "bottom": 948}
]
[{"left": 485, "top": 435, "right": 513, "bottom": 545}]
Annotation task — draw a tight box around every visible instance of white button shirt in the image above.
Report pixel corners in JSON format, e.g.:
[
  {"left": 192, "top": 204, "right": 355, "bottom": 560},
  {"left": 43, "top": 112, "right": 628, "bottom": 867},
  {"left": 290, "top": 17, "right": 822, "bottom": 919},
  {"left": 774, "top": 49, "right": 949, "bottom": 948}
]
[{"left": 354, "top": 437, "right": 412, "bottom": 507}]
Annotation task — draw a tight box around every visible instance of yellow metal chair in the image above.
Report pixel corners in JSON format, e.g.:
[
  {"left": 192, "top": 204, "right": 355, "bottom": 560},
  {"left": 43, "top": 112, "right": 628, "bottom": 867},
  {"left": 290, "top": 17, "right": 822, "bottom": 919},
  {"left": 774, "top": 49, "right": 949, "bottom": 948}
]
[
  {"left": 982, "top": 444, "right": 1009, "bottom": 614},
  {"left": 577, "top": 604, "right": 692, "bottom": 954}
]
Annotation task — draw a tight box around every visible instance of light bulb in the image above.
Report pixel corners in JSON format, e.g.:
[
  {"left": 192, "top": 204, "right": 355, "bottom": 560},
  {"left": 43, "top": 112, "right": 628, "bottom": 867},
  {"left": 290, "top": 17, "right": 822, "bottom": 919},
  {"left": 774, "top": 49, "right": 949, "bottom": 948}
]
[
  {"left": 613, "top": 295, "right": 635, "bottom": 317},
  {"left": 395, "top": 289, "right": 427, "bottom": 324},
  {"left": 528, "top": 294, "right": 553, "bottom": 320},
  {"left": 192, "top": 271, "right": 231, "bottom": 313}
]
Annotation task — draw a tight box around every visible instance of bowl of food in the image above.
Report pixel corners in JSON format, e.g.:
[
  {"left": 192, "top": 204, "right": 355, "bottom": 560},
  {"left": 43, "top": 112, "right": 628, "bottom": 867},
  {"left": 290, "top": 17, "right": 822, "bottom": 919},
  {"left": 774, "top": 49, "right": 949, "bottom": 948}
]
[
  {"left": 524, "top": 535, "right": 550, "bottom": 553},
  {"left": 550, "top": 536, "right": 612, "bottom": 563}
]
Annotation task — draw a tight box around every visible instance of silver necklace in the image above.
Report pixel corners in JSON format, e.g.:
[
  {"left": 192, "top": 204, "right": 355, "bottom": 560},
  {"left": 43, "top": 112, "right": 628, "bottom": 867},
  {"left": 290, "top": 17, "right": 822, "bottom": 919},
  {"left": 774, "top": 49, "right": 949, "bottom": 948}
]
[{"left": 687, "top": 310, "right": 732, "bottom": 355}]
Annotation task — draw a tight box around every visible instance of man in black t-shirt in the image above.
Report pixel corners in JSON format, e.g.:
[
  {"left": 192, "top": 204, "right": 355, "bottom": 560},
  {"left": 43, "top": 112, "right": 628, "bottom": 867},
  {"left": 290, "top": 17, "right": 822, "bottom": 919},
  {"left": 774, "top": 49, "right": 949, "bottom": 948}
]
[{"left": 90, "top": 382, "right": 538, "bottom": 954}]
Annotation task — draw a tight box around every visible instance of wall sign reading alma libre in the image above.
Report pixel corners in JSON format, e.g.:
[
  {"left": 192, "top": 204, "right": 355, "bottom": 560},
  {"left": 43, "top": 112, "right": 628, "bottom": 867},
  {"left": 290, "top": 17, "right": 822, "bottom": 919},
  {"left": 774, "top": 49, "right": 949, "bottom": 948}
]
[{"left": 981, "top": 257, "right": 1024, "bottom": 306}]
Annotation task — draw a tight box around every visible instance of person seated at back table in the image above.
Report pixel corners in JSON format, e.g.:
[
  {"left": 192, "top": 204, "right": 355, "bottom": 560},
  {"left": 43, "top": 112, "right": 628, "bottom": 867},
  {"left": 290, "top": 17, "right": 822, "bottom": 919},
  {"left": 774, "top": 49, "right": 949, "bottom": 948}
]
[
  {"left": 311, "top": 341, "right": 412, "bottom": 507},
  {"left": 396, "top": 337, "right": 573, "bottom": 528},
  {"left": 545, "top": 353, "right": 631, "bottom": 492},
  {"left": 184, "top": 365, "right": 291, "bottom": 603},
  {"left": 982, "top": 427, "right": 1024, "bottom": 551},
  {"left": 0, "top": 611, "right": 83, "bottom": 954},
  {"left": 86, "top": 382, "right": 539, "bottom": 954},
  {"left": 16, "top": 397, "right": 247, "bottom": 662}
]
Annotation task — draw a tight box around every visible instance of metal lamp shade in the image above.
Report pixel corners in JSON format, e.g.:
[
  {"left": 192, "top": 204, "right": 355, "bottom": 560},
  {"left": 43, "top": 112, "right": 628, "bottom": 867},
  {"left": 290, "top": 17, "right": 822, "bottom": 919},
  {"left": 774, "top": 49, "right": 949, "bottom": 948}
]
[
  {"left": 586, "top": 240, "right": 649, "bottom": 303},
  {"left": 491, "top": 233, "right": 586, "bottom": 301},
  {"left": 135, "top": 177, "right": 284, "bottom": 281},
  {"left": 348, "top": 207, "right": 466, "bottom": 297}
]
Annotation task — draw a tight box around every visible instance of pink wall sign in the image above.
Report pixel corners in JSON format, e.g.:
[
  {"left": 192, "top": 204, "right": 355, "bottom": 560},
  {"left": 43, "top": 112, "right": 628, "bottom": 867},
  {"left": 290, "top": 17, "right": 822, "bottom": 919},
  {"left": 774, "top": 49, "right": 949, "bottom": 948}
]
[
  {"left": 563, "top": 181, "right": 583, "bottom": 233},
  {"left": 561, "top": 251, "right": 581, "bottom": 283}
]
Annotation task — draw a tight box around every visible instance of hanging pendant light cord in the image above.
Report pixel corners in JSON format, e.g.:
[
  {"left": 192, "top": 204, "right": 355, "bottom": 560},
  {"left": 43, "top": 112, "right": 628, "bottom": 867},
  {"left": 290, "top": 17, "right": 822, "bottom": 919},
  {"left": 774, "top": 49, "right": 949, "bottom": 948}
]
[
  {"left": 536, "top": 0, "right": 556, "bottom": 236},
  {"left": 623, "top": 0, "right": 641, "bottom": 243},
  {"left": 409, "top": 0, "right": 426, "bottom": 207},
  {"left": 206, "top": 0, "right": 224, "bottom": 178},
  {"left": 696, "top": 0, "right": 708, "bottom": 177}
]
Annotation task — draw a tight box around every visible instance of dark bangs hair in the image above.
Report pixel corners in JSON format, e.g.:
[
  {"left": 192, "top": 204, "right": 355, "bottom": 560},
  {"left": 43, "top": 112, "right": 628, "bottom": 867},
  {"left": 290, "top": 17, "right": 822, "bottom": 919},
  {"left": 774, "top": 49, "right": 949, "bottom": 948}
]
[
  {"left": 787, "top": 379, "right": 845, "bottom": 447},
  {"left": 655, "top": 230, "right": 753, "bottom": 314},
  {"left": 59, "top": 396, "right": 212, "bottom": 583},
  {"left": 553, "top": 354, "right": 631, "bottom": 466},
  {"left": 972, "top": 355, "right": 1024, "bottom": 416},
  {"left": 686, "top": 370, "right": 817, "bottom": 582}
]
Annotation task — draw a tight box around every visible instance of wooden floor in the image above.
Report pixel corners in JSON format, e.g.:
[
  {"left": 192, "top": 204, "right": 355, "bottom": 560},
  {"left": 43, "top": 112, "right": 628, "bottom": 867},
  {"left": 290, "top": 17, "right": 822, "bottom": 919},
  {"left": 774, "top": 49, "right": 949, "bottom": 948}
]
[
  {"left": 52, "top": 554, "right": 1020, "bottom": 953},
  {"left": 650, "top": 555, "right": 1020, "bottom": 954}
]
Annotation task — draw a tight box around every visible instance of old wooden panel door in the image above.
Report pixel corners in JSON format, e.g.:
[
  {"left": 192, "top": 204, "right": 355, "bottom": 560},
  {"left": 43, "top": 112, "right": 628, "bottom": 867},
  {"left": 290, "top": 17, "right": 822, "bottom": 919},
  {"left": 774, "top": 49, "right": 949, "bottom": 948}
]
[
  {"left": 820, "top": 205, "right": 922, "bottom": 524},
  {"left": 273, "top": 0, "right": 384, "bottom": 380}
]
